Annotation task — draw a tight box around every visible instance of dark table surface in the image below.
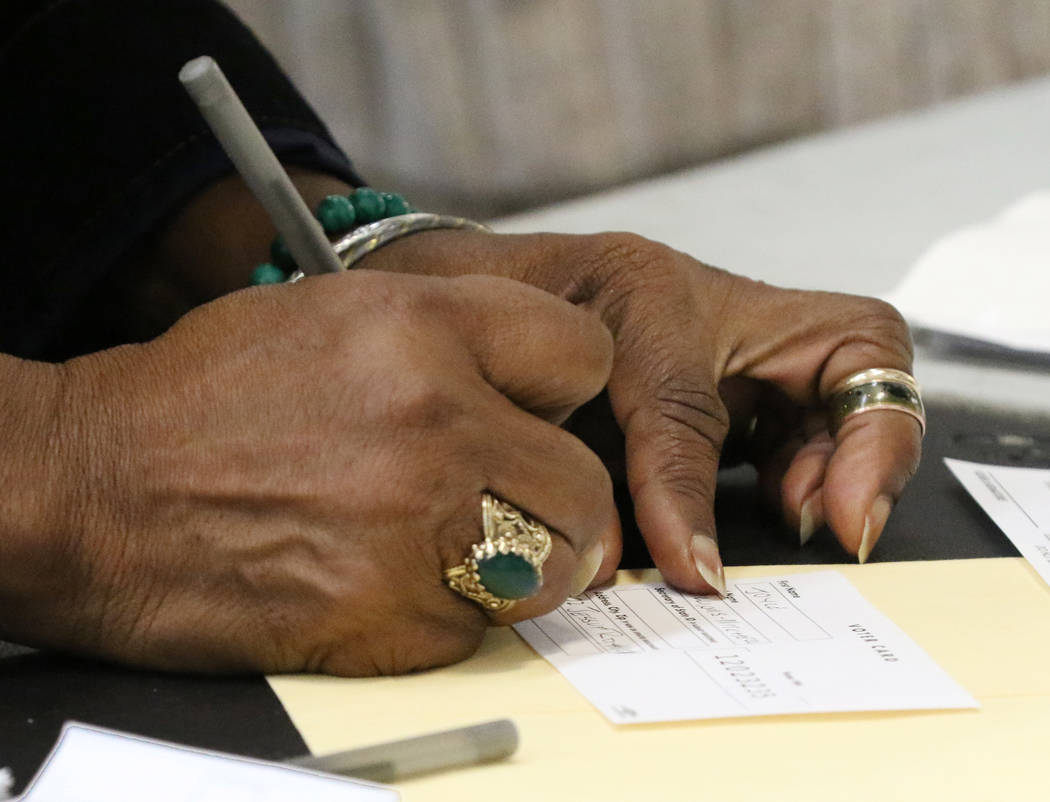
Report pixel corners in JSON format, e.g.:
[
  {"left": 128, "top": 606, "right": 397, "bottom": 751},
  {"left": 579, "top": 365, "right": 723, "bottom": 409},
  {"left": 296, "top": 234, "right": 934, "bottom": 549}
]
[{"left": 3, "top": 399, "right": 1049, "bottom": 794}]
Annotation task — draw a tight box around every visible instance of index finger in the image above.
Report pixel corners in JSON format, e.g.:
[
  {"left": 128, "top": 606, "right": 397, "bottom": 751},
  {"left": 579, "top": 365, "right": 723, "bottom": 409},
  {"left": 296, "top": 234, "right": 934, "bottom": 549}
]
[{"left": 597, "top": 255, "right": 732, "bottom": 596}]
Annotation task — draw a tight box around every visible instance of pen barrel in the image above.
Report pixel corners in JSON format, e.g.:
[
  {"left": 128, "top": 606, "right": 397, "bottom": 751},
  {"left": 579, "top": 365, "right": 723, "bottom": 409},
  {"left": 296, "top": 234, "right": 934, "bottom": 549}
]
[
  {"left": 290, "top": 719, "right": 519, "bottom": 783},
  {"left": 179, "top": 56, "right": 343, "bottom": 275}
]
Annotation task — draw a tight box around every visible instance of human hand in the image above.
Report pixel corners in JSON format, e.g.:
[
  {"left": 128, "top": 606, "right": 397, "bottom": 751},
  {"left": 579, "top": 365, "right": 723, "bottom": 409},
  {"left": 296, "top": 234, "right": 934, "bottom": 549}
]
[
  {"left": 13, "top": 271, "right": 617, "bottom": 675},
  {"left": 362, "top": 230, "right": 922, "bottom": 595}
]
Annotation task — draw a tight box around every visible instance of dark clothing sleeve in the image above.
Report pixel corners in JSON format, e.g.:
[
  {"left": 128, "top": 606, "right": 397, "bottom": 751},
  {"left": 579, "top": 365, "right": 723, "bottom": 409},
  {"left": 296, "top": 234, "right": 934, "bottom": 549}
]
[{"left": 0, "top": 0, "right": 362, "bottom": 360}]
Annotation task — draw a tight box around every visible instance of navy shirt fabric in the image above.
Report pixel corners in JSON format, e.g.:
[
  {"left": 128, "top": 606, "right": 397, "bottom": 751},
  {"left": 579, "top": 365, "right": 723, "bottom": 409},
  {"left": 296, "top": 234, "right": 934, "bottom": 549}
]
[{"left": 0, "top": 0, "right": 360, "bottom": 361}]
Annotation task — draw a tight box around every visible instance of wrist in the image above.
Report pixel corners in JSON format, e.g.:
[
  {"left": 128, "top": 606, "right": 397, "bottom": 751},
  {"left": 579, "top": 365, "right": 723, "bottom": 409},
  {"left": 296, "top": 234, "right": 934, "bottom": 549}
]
[
  {"left": 0, "top": 354, "right": 83, "bottom": 645},
  {"left": 157, "top": 168, "right": 353, "bottom": 299},
  {"left": 87, "top": 169, "right": 354, "bottom": 348}
]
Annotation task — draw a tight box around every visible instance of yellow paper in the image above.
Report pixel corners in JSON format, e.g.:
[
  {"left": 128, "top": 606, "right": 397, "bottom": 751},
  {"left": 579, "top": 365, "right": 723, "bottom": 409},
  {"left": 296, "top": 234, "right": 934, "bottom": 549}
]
[{"left": 269, "top": 559, "right": 1050, "bottom": 801}]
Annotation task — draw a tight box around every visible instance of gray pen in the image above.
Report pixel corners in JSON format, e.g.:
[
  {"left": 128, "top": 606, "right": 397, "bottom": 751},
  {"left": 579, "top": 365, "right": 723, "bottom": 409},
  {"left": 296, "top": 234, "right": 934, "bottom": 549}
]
[
  {"left": 286, "top": 719, "right": 519, "bottom": 783},
  {"left": 179, "top": 55, "right": 344, "bottom": 277}
]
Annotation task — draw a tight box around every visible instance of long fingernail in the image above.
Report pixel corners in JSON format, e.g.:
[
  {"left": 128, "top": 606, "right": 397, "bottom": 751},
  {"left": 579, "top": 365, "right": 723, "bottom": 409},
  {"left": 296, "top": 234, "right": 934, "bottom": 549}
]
[
  {"left": 799, "top": 492, "right": 823, "bottom": 547},
  {"left": 690, "top": 534, "right": 726, "bottom": 597},
  {"left": 859, "top": 495, "right": 893, "bottom": 564},
  {"left": 569, "top": 541, "right": 605, "bottom": 596}
]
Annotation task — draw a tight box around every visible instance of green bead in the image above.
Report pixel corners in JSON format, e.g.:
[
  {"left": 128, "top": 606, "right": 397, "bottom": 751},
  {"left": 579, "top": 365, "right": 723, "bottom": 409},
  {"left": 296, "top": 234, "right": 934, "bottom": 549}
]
[
  {"left": 250, "top": 263, "right": 287, "bottom": 285},
  {"left": 476, "top": 552, "right": 540, "bottom": 600},
  {"left": 270, "top": 236, "right": 296, "bottom": 270},
  {"left": 350, "top": 187, "right": 386, "bottom": 223},
  {"left": 380, "top": 192, "right": 409, "bottom": 216},
  {"left": 316, "top": 194, "right": 356, "bottom": 234}
]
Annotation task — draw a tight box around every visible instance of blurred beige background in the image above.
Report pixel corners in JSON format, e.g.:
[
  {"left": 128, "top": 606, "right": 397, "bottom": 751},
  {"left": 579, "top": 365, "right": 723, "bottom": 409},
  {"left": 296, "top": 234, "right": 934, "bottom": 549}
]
[{"left": 226, "top": 0, "right": 1050, "bottom": 219}]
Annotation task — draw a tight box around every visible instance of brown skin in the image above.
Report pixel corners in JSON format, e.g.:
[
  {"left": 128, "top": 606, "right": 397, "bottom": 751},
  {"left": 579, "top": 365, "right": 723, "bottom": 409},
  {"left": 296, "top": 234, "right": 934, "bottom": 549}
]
[
  {"left": 0, "top": 170, "right": 921, "bottom": 674},
  {"left": 362, "top": 229, "right": 922, "bottom": 592},
  {"left": 0, "top": 272, "right": 616, "bottom": 675}
]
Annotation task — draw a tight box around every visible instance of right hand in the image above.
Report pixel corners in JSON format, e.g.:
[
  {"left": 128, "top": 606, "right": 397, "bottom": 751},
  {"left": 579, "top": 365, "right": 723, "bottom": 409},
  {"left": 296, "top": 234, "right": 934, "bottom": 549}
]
[{"left": 15, "top": 271, "right": 617, "bottom": 676}]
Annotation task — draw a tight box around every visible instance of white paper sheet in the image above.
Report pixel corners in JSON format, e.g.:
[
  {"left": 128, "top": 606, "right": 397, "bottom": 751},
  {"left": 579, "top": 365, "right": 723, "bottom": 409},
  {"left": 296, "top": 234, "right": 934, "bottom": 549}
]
[
  {"left": 514, "top": 571, "right": 976, "bottom": 724},
  {"left": 16, "top": 723, "right": 398, "bottom": 802},
  {"left": 883, "top": 191, "right": 1050, "bottom": 356},
  {"left": 945, "top": 457, "right": 1050, "bottom": 588}
]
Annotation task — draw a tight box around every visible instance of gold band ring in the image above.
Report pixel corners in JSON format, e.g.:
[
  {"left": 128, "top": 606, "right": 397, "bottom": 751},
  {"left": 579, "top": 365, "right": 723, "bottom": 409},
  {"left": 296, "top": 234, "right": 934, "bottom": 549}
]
[
  {"left": 827, "top": 368, "right": 925, "bottom": 437},
  {"left": 444, "top": 493, "right": 554, "bottom": 612}
]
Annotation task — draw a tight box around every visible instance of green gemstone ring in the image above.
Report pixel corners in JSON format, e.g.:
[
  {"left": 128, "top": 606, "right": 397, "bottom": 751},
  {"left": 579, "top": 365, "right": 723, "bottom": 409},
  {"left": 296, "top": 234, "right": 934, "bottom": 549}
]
[{"left": 444, "top": 493, "right": 554, "bottom": 613}]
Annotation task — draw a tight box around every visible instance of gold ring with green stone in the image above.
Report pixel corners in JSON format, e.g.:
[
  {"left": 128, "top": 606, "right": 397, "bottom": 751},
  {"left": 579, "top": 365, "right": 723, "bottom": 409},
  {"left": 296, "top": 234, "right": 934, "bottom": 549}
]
[{"left": 444, "top": 493, "right": 554, "bottom": 613}]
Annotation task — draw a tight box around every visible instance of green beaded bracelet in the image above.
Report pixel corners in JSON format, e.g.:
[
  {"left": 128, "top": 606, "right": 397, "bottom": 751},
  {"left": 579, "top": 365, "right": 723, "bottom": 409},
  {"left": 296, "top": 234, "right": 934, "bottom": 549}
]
[
  {"left": 253, "top": 187, "right": 412, "bottom": 285},
  {"left": 350, "top": 187, "right": 385, "bottom": 223},
  {"left": 316, "top": 195, "right": 355, "bottom": 234},
  {"left": 250, "top": 263, "right": 287, "bottom": 285}
]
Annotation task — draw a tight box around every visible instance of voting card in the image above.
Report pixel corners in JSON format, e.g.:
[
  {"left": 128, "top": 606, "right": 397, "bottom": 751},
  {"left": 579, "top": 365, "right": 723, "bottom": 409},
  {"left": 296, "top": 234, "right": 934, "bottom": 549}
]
[
  {"left": 514, "top": 571, "right": 976, "bottom": 724},
  {"left": 946, "top": 457, "right": 1050, "bottom": 588}
]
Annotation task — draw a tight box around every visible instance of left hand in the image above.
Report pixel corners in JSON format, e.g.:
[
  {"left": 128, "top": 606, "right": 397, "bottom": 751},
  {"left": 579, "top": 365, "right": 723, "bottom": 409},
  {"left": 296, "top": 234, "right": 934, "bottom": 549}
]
[{"left": 361, "top": 229, "right": 923, "bottom": 595}]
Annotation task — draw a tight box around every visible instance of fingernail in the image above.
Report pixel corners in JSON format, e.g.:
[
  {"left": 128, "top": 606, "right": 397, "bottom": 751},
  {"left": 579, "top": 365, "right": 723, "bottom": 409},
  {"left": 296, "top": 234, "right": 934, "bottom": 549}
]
[
  {"left": 569, "top": 540, "right": 604, "bottom": 596},
  {"left": 799, "top": 492, "right": 823, "bottom": 547},
  {"left": 690, "top": 534, "right": 727, "bottom": 597},
  {"left": 859, "top": 495, "right": 893, "bottom": 564}
]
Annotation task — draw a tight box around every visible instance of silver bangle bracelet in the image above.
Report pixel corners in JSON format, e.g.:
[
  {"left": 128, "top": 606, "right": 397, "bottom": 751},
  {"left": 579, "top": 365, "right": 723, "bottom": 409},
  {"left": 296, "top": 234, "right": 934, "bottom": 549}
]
[
  {"left": 333, "top": 213, "right": 491, "bottom": 269},
  {"left": 285, "top": 213, "right": 489, "bottom": 284}
]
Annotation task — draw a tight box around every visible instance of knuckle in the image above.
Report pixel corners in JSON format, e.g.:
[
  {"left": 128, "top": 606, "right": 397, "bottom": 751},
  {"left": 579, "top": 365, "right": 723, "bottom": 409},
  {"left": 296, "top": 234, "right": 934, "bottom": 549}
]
[
  {"left": 592, "top": 231, "right": 674, "bottom": 266},
  {"left": 384, "top": 372, "right": 467, "bottom": 431},
  {"left": 568, "top": 232, "right": 682, "bottom": 325},
  {"left": 836, "top": 297, "right": 914, "bottom": 360},
  {"left": 557, "top": 332, "right": 614, "bottom": 408},
  {"left": 651, "top": 367, "right": 730, "bottom": 442},
  {"left": 593, "top": 325, "right": 616, "bottom": 379},
  {"left": 616, "top": 363, "right": 729, "bottom": 511},
  {"left": 536, "top": 430, "right": 615, "bottom": 545},
  {"left": 574, "top": 309, "right": 616, "bottom": 379},
  {"left": 641, "top": 372, "right": 728, "bottom": 503},
  {"left": 340, "top": 272, "right": 454, "bottom": 334},
  {"left": 344, "top": 348, "right": 472, "bottom": 438}
]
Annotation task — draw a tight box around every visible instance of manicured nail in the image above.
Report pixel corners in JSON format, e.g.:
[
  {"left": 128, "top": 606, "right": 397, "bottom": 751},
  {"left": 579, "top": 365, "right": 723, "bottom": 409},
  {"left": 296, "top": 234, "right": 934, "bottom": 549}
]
[
  {"left": 569, "top": 540, "right": 604, "bottom": 596},
  {"left": 690, "top": 534, "right": 727, "bottom": 597},
  {"left": 859, "top": 495, "right": 893, "bottom": 564},
  {"left": 799, "top": 492, "right": 822, "bottom": 547}
]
